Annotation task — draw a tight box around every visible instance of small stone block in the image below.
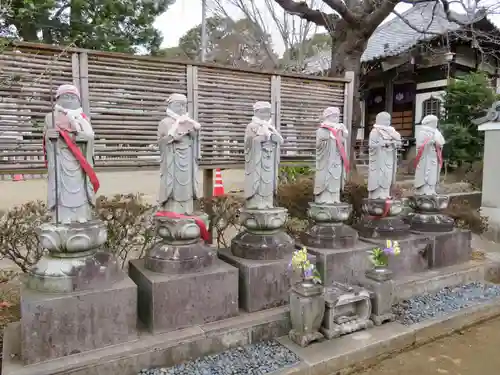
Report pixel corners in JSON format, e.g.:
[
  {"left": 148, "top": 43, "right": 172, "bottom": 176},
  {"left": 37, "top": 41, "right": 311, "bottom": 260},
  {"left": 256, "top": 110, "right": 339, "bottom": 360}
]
[
  {"left": 129, "top": 259, "right": 239, "bottom": 334},
  {"left": 307, "top": 242, "right": 374, "bottom": 285},
  {"left": 359, "top": 276, "right": 395, "bottom": 325},
  {"left": 20, "top": 277, "right": 138, "bottom": 365},
  {"left": 371, "top": 312, "right": 396, "bottom": 326},
  {"left": 288, "top": 329, "right": 324, "bottom": 347},
  {"left": 218, "top": 249, "right": 292, "bottom": 313},
  {"left": 430, "top": 229, "right": 472, "bottom": 268}
]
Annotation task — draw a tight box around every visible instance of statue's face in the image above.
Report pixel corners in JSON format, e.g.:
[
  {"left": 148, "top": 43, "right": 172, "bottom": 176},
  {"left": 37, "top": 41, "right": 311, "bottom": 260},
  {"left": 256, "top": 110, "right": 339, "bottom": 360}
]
[
  {"left": 325, "top": 114, "right": 339, "bottom": 123},
  {"left": 169, "top": 100, "right": 187, "bottom": 115},
  {"left": 255, "top": 108, "right": 271, "bottom": 121},
  {"left": 56, "top": 93, "right": 80, "bottom": 110}
]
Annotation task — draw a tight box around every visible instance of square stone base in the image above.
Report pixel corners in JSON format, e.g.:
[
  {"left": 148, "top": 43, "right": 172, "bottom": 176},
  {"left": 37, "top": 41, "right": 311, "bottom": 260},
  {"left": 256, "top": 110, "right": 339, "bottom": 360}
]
[
  {"left": 21, "top": 277, "right": 138, "bottom": 365},
  {"left": 428, "top": 229, "right": 472, "bottom": 268},
  {"left": 307, "top": 241, "right": 374, "bottom": 285},
  {"left": 129, "top": 259, "right": 239, "bottom": 334},
  {"left": 363, "top": 234, "right": 434, "bottom": 277},
  {"left": 218, "top": 249, "right": 293, "bottom": 313}
]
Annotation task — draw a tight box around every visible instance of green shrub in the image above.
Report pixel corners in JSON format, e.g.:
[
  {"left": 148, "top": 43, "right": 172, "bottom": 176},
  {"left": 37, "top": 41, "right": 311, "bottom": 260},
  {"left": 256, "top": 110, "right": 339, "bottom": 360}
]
[{"left": 441, "top": 72, "right": 499, "bottom": 166}]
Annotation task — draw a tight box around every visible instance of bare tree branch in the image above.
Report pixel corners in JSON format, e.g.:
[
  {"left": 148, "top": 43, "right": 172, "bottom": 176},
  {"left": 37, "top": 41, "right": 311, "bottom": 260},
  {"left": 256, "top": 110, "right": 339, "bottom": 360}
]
[
  {"left": 271, "top": 0, "right": 339, "bottom": 30},
  {"left": 322, "top": 0, "right": 361, "bottom": 25}
]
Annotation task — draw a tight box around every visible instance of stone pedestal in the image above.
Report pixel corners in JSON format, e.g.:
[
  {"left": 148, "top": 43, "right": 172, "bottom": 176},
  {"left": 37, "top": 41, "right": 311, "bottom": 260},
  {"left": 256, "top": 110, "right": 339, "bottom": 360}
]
[
  {"left": 321, "top": 282, "right": 373, "bottom": 339},
  {"left": 356, "top": 198, "right": 410, "bottom": 239},
  {"left": 21, "top": 278, "right": 138, "bottom": 365},
  {"left": 21, "top": 219, "right": 138, "bottom": 365},
  {"left": 289, "top": 282, "right": 325, "bottom": 347},
  {"left": 361, "top": 268, "right": 396, "bottom": 326},
  {"left": 408, "top": 195, "right": 454, "bottom": 232},
  {"left": 227, "top": 207, "right": 295, "bottom": 312},
  {"left": 301, "top": 202, "right": 358, "bottom": 249},
  {"left": 129, "top": 259, "right": 238, "bottom": 333},
  {"left": 130, "top": 213, "right": 239, "bottom": 333}
]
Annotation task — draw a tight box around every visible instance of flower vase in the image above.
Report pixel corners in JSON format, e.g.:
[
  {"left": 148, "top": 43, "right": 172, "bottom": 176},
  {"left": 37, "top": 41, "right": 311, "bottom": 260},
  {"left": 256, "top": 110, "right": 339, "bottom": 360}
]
[
  {"left": 288, "top": 280, "right": 325, "bottom": 347},
  {"left": 365, "top": 265, "right": 393, "bottom": 282}
]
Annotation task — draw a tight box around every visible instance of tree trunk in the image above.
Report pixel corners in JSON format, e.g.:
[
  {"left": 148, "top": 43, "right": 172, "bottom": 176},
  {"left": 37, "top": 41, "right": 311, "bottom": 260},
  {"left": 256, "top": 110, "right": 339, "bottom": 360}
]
[{"left": 327, "top": 26, "right": 367, "bottom": 180}]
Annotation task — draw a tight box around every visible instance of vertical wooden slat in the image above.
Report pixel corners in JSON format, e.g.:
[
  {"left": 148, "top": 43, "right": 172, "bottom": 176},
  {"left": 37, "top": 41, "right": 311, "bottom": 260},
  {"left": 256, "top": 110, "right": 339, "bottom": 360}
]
[
  {"left": 71, "top": 53, "right": 80, "bottom": 93},
  {"left": 343, "top": 71, "right": 355, "bottom": 159},
  {"left": 79, "top": 52, "right": 90, "bottom": 117},
  {"left": 279, "top": 76, "right": 345, "bottom": 161},
  {"left": 271, "top": 75, "right": 281, "bottom": 131},
  {"left": 0, "top": 43, "right": 352, "bottom": 175}
]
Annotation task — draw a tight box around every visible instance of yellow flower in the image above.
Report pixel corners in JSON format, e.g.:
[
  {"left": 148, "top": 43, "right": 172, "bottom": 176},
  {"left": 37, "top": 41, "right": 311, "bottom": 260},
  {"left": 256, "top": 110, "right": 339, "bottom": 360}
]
[{"left": 393, "top": 241, "right": 400, "bottom": 255}]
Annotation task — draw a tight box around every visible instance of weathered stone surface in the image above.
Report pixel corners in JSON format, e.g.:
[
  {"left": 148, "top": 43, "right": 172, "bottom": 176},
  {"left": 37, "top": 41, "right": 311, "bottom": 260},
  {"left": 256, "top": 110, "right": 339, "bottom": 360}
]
[
  {"left": 219, "top": 248, "right": 292, "bottom": 312},
  {"left": 307, "top": 242, "right": 374, "bottom": 285},
  {"left": 360, "top": 272, "right": 396, "bottom": 326},
  {"left": 2, "top": 306, "right": 291, "bottom": 375},
  {"left": 301, "top": 222, "right": 358, "bottom": 249},
  {"left": 231, "top": 230, "right": 294, "bottom": 261},
  {"left": 289, "top": 282, "right": 325, "bottom": 347},
  {"left": 20, "top": 277, "right": 138, "bottom": 365},
  {"left": 356, "top": 216, "right": 410, "bottom": 239},
  {"left": 429, "top": 229, "right": 472, "bottom": 268},
  {"left": 408, "top": 195, "right": 454, "bottom": 232},
  {"left": 146, "top": 240, "right": 216, "bottom": 273},
  {"left": 129, "top": 259, "right": 239, "bottom": 334},
  {"left": 26, "top": 250, "right": 124, "bottom": 294},
  {"left": 364, "top": 234, "right": 434, "bottom": 277},
  {"left": 321, "top": 282, "right": 373, "bottom": 339}
]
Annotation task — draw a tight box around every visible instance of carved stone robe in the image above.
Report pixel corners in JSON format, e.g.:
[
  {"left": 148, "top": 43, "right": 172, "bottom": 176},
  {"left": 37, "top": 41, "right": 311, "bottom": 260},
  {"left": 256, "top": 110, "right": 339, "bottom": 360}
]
[
  {"left": 314, "top": 123, "right": 348, "bottom": 204},
  {"left": 368, "top": 125, "right": 401, "bottom": 200},
  {"left": 158, "top": 115, "right": 201, "bottom": 215},
  {"left": 244, "top": 117, "right": 282, "bottom": 210},
  {"left": 44, "top": 108, "right": 95, "bottom": 224},
  {"left": 415, "top": 126, "right": 445, "bottom": 196}
]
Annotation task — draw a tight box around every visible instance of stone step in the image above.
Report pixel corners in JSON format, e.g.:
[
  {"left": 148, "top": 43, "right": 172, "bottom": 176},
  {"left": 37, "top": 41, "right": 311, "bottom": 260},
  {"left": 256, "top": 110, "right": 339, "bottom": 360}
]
[{"left": 394, "top": 259, "right": 496, "bottom": 302}]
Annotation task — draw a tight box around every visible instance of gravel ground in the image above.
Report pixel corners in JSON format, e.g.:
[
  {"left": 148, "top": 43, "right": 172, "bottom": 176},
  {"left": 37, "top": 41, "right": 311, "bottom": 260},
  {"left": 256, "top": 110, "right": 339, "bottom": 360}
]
[
  {"left": 138, "top": 340, "right": 300, "bottom": 375},
  {"left": 393, "top": 282, "right": 500, "bottom": 325}
]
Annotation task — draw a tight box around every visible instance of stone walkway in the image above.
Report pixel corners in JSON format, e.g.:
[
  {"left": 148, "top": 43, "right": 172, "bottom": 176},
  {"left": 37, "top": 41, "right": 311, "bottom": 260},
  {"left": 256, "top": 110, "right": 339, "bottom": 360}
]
[{"left": 357, "top": 315, "right": 500, "bottom": 375}]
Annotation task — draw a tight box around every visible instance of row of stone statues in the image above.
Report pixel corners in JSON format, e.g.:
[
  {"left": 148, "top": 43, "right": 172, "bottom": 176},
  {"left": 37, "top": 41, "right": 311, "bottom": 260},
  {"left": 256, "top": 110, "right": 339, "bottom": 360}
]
[{"left": 41, "top": 84, "right": 446, "bottom": 228}]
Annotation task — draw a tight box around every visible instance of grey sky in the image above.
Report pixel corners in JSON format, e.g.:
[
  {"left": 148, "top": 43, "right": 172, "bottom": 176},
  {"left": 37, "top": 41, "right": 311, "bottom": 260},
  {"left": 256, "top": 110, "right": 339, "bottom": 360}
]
[{"left": 154, "top": 0, "right": 500, "bottom": 54}]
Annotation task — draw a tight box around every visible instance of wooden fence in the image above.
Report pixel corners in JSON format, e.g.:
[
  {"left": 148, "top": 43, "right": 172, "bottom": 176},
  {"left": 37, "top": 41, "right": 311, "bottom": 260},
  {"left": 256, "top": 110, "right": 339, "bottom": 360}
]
[{"left": 0, "top": 42, "right": 354, "bottom": 178}]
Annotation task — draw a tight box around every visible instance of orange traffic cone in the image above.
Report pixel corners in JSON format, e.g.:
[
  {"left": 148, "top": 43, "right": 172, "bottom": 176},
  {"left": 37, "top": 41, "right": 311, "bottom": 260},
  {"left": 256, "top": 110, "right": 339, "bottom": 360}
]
[{"left": 213, "top": 168, "right": 225, "bottom": 196}]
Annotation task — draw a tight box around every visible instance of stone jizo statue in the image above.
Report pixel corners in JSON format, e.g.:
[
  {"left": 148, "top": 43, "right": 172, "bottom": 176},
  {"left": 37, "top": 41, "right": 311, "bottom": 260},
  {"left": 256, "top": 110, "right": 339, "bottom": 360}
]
[
  {"left": 44, "top": 84, "right": 99, "bottom": 224},
  {"left": 414, "top": 115, "right": 445, "bottom": 196},
  {"left": 367, "top": 112, "right": 402, "bottom": 200},
  {"left": 244, "top": 101, "right": 284, "bottom": 210},
  {"left": 314, "top": 107, "right": 349, "bottom": 205},
  {"left": 158, "top": 93, "right": 201, "bottom": 215}
]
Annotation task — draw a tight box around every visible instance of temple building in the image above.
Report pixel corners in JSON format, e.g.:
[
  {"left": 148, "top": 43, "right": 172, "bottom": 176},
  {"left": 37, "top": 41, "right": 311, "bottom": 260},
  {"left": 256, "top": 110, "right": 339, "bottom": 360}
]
[{"left": 303, "top": 3, "right": 500, "bottom": 146}]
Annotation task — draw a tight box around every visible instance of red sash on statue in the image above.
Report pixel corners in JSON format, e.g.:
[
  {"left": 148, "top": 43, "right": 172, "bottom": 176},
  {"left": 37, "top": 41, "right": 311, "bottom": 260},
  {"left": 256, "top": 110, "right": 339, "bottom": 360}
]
[
  {"left": 155, "top": 211, "right": 210, "bottom": 242},
  {"left": 414, "top": 137, "right": 443, "bottom": 169},
  {"left": 320, "top": 125, "right": 350, "bottom": 173},
  {"left": 42, "top": 129, "right": 100, "bottom": 193}
]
